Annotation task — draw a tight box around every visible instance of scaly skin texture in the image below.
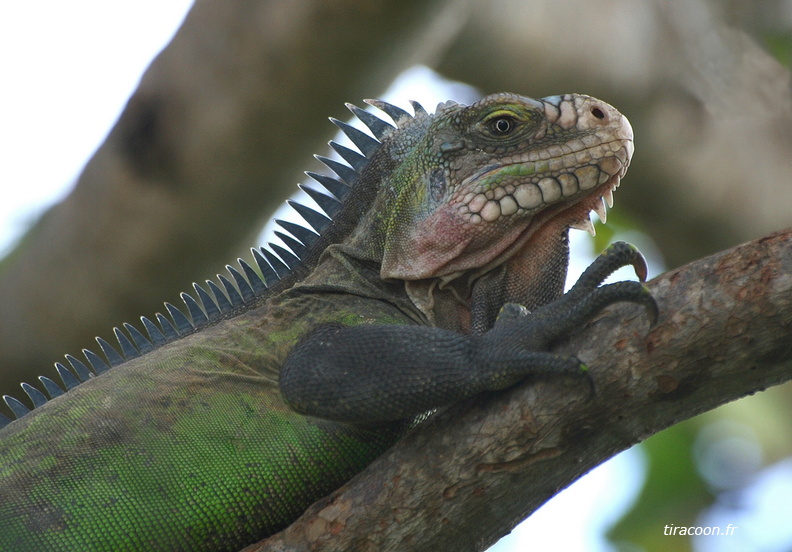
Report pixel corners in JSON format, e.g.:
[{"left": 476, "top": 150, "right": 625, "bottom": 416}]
[{"left": 0, "top": 93, "right": 648, "bottom": 551}]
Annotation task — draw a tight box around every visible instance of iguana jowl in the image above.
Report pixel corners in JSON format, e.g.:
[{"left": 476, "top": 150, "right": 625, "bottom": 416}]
[{"left": 0, "top": 93, "right": 655, "bottom": 550}]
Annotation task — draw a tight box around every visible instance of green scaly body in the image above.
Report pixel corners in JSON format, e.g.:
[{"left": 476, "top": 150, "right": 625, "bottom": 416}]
[{"left": 0, "top": 285, "right": 411, "bottom": 549}]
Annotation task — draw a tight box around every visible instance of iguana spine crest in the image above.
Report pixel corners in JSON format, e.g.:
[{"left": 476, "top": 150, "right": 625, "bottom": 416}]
[{"left": 0, "top": 99, "right": 422, "bottom": 427}]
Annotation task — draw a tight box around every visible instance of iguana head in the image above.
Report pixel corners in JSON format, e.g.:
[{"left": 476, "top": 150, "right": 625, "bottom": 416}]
[
  {"left": 374, "top": 94, "right": 633, "bottom": 280},
  {"left": 364, "top": 93, "right": 633, "bottom": 296}
]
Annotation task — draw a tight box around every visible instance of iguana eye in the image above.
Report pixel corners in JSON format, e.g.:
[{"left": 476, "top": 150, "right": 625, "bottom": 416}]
[{"left": 488, "top": 116, "right": 517, "bottom": 136}]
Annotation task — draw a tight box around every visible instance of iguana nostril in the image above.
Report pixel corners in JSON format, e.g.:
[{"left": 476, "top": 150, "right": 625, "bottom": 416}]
[{"left": 591, "top": 106, "right": 606, "bottom": 119}]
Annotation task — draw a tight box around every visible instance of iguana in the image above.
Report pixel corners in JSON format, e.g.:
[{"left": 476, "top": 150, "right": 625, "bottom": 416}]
[{"left": 0, "top": 92, "right": 655, "bottom": 551}]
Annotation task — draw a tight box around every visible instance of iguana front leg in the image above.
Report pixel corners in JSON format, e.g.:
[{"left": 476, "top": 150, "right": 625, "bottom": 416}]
[{"left": 280, "top": 242, "right": 657, "bottom": 424}]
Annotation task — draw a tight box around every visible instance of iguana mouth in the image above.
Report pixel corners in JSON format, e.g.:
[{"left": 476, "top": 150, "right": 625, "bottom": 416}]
[
  {"left": 460, "top": 145, "right": 632, "bottom": 285},
  {"left": 458, "top": 141, "right": 631, "bottom": 230}
]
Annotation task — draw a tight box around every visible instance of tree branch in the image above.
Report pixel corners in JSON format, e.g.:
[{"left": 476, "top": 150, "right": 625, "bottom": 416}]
[{"left": 247, "top": 228, "right": 792, "bottom": 551}]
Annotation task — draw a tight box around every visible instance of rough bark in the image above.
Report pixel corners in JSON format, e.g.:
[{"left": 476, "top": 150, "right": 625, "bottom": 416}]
[{"left": 247, "top": 228, "right": 792, "bottom": 551}]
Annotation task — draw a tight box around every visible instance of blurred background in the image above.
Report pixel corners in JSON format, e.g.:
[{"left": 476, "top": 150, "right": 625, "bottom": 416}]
[{"left": 1, "top": 1, "right": 791, "bottom": 550}]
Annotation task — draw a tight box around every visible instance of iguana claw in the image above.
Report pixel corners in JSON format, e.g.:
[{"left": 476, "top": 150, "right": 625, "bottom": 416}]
[
  {"left": 492, "top": 242, "right": 658, "bottom": 352},
  {"left": 569, "top": 241, "right": 650, "bottom": 294}
]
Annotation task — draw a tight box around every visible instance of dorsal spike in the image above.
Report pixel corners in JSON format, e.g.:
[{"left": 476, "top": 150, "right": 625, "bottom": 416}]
[
  {"left": 55, "top": 362, "right": 86, "bottom": 389},
  {"left": 38, "top": 376, "right": 65, "bottom": 399},
  {"left": 305, "top": 171, "right": 350, "bottom": 201},
  {"left": 206, "top": 280, "right": 235, "bottom": 314},
  {"left": 288, "top": 200, "right": 332, "bottom": 233},
  {"left": 275, "top": 219, "right": 319, "bottom": 249},
  {"left": 314, "top": 155, "right": 358, "bottom": 186},
  {"left": 238, "top": 259, "right": 268, "bottom": 295},
  {"left": 192, "top": 283, "right": 222, "bottom": 320},
  {"left": 123, "top": 322, "right": 154, "bottom": 354},
  {"left": 3, "top": 395, "right": 30, "bottom": 418},
  {"left": 181, "top": 292, "right": 209, "bottom": 327},
  {"left": 346, "top": 103, "right": 395, "bottom": 140},
  {"left": 274, "top": 231, "right": 308, "bottom": 259},
  {"left": 218, "top": 274, "right": 245, "bottom": 308},
  {"left": 226, "top": 265, "right": 256, "bottom": 303},
  {"left": 365, "top": 99, "right": 412, "bottom": 126},
  {"left": 21, "top": 382, "right": 48, "bottom": 408},
  {"left": 83, "top": 348, "right": 110, "bottom": 374},
  {"left": 329, "top": 141, "right": 367, "bottom": 172},
  {"left": 298, "top": 184, "right": 342, "bottom": 218},
  {"left": 262, "top": 248, "right": 290, "bottom": 279},
  {"left": 329, "top": 117, "right": 380, "bottom": 156},
  {"left": 409, "top": 99, "right": 428, "bottom": 117},
  {"left": 55, "top": 363, "right": 81, "bottom": 390},
  {"left": 141, "top": 316, "right": 168, "bottom": 348},
  {"left": 165, "top": 303, "right": 194, "bottom": 336},
  {"left": 155, "top": 313, "right": 180, "bottom": 342},
  {"left": 96, "top": 336, "right": 125, "bottom": 366},
  {"left": 65, "top": 354, "right": 93, "bottom": 381},
  {"left": 114, "top": 327, "right": 140, "bottom": 361},
  {"left": 251, "top": 248, "right": 280, "bottom": 286},
  {"left": 268, "top": 243, "right": 300, "bottom": 270}
]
